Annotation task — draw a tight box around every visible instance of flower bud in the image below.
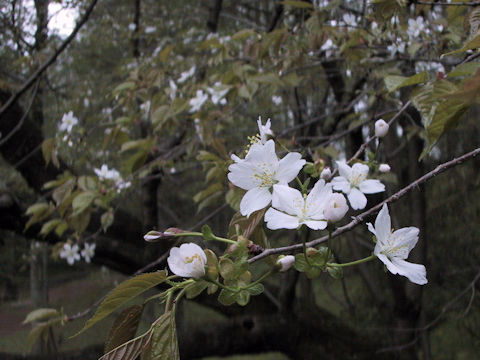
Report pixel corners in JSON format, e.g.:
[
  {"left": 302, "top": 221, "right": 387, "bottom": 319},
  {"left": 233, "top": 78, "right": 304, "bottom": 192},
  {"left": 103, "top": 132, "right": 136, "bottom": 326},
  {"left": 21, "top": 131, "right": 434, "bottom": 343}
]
[
  {"left": 143, "top": 228, "right": 185, "bottom": 242},
  {"left": 379, "top": 163, "right": 391, "bottom": 173},
  {"left": 276, "top": 255, "right": 295, "bottom": 272},
  {"left": 324, "top": 193, "right": 349, "bottom": 223},
  {"left": 320, "top": 167, "right": 332, "bottom": 180},
  {"left": 375, "top": 119, "right": 389, "bottom": 137}
]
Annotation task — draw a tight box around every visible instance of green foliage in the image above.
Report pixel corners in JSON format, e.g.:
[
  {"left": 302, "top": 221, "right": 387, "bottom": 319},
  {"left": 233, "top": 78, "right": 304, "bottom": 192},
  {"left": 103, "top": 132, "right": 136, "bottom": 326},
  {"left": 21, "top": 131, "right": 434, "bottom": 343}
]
[
  {"left": 75, "top": 271, "right": 167, "bottom": 336},
  {"left": 104, "top": 305, "right": 144, "bottom": 354}
]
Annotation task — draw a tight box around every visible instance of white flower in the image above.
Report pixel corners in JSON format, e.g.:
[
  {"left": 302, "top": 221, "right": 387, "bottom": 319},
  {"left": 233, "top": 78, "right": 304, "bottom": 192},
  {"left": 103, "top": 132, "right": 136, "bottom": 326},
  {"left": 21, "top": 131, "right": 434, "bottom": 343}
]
[
  {"left": 343, "top": 13, "right": 357, "bottom": 27},
  {"left": 367, "top": 204, "right": 427, "bottom": 285},
  {"left": 59, "top": 111, "right": 78, "bottom": 133},
  {"left": 145, "top": 26, "right": 156, "bottom": 34},
  {"left": 169, "top": 80, "right": 177, "bottom": 100},
  {"left": 379, "top": 164, "right": 391, "bottom": 173},
  {"left": 257, "top": 116, "right": 274, "bottom": 144},
  {"left": 228, "top": 140, "right": 305, "bottom": 217},
  {"left": 59, "top": 243, "right": 80, "bottom": 265},
  {"left": 265, "top": 180, "right": 332, "bottom": 230},
  {"left": 94, "top": 164, "right": 121, "bottom": 181},
  {"left": 178, "top": 66, "right": 196, "bottom": 83},
  {"left": 331, "top": 161, "right": 385, "bottom": 210},
  {"left": 128, "top": 23, "right": 135, "bottom": 31},
  {"left": 276, "top": 255, "right": 295, "bottom": 272},
  {"left": 189, "top": 90, "right": 208, "bottom": 113},
  {"left": 167, "top": 243, "right": 206, "bottom": 278},
  {"left": 407, "top": 16, "right": 425, "bottom": 38},
  {"left": 324, "top": 193, "right": 349, "bottom": 223},
  {"left": 207, "top": 82, "right": 230, "bottom": 105},
  {"left": 81, "top": 243, "right": 96, "bottom": 263},
  {"left": 320, "top": 167, "right": 332, "bottom": 181},
  {"left": 271, "top": 95, "right": 282, "bottom": 105},
  {"left": 375, "top": 119, "right": 389, "bottom": 137}
]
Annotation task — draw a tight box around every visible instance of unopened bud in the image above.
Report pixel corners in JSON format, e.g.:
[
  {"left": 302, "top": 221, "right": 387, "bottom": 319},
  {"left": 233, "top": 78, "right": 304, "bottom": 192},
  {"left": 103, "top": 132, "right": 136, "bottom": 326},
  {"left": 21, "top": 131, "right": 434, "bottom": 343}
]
[
  {"left": 143, "top": 228, "right": 185, "bottom": 242},
  {"left": 324, "top": 193, "right": 349, "bottom": 223},
  {"left": 375, "top": 119, "right": 389, "bottom": 138},
  {"left": 305, "top": 247, "right": 318, "bottom": 257},
  {"left": 320, "top": 167, "right": 332, "bottom": 180},
  {"left": 379, "top": 163, "right": 391, "bottom": 173},
  {"left": 276, "top": 255, "right": 295, "bottom": 272}
]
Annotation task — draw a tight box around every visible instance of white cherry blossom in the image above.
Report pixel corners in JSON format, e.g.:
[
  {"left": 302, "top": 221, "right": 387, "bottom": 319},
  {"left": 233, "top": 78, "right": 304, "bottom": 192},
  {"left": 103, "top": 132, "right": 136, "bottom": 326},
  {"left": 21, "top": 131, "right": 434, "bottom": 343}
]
[
  {"left": 228, "top": 140, "right": 305, "bottom": 217},
  {"left": 207, "top": 82, "right": 230, "bottom": 105},
  {"left": 94, "top": 164, "right": 120, "bottom": 181},
  {"left": 265, "top": 180, "right": 332, "bottom": 230},
  {"left": 59, "top": 243, "right": 80, "bottom": 265},
  {"left": 331, "top": 161, "right": 385, "bottom": 210},
  {"left": 407, "top": 16, "right": 425, "bottom": 38},
  {"left": 81, "top": 243, "right": 96, "bottom": 263},
  {"left": 59, "top": 111, "right": 78, "bottom": 133},
  {"left": 375, "top": 119, "right": 389, "bottom": 137},
  {"left": 367, "top": 204, "right": 427, "bottom": 285},
  {"left": 323, "top": 193, "right": 349, "bottom": 223},
  {"left": 178, "top": 66, "right": 196, "bottom": 83},
  {"left": 167, "top": 243, "right": 206, "bottom": 278},
  {"left": 379, "top": 164, "right": 391, "bottom": 173},
  {"left": 189, "top": 90, "right": 208, "bottom": 113},
  {"left": 257, "top": 116, "right": 273, "bottom": 144}
]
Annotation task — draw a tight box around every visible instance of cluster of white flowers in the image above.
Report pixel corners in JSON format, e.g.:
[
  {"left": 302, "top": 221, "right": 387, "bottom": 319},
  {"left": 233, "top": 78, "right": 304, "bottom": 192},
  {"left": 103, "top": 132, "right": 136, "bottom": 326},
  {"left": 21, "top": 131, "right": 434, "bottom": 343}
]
[
  {"left": 59, "top": 242, "right": 96, "bottom": 265},
  {"left": 189, "top": 82, "right": 231, "bottom": 113},
  {"left": 165, "top": 118, "right": 426, "bottom": 285},
  {"left": 59, "top": 111, "right": 78, "bottom": 133},
  {"left": 178, "top": 66, "right": 196, "bottom": 83},
  {"left": 94, "top": 164, "right": 131, "bottom": 191}
]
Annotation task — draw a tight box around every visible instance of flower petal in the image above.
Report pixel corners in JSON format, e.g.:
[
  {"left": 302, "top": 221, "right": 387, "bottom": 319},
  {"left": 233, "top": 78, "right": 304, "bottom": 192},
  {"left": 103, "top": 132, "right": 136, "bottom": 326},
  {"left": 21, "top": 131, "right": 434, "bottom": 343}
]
[
  {"left": 351, "top": 163, "right": 369, "bottom": 178},
  {"left": 347, "top": 188, "right": 367, "bottom": 210},
  {"left": 374, "top": 204, "right": 391, "bottom": 244},
  {"left": 303, "top": 219, "right": 328, "bottom": 230},
  {"left": 271, "top": 184, "right": 304, "bottom": 216},
  {"left": 275, "top": 152, "right": 305, "bottom": 184},
  {"left": 240, "top": 187, "right": 272, "bottom": 217},
  {"left": 245, "top": 139, "right": 278, "bottom": 165},
  {"left": 359, "top": 179, "right": 385, "bottom": 194},
  {"left": 391, "top": 227, "right": 420, "bottom": 258},
  {"left": 390, "top": 258, "right": 427, "bottom": 285},
  {"left": 306, "top": 180, "right": 332, "bottom": 218},
  {"left": 336, "top": 161, "right": 352, "bottom": 179},
  {"left": 265, "top": 208, "right": 300, "bottom": 230},
  {"left": 331, "top": 176, "right": 351, "bottom": 194},
  {"left": 228, "top": 161, "right": 257, "bottom": 190}
]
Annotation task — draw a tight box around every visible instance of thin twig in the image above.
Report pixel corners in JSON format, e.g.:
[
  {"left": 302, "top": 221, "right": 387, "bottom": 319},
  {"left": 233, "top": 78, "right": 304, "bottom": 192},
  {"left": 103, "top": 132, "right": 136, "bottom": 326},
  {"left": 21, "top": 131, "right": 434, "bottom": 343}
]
[
  {"left": 0, "top": 0, "right": 100, "bottom": 119},
  {"left": 248, "top": 146, "right": 480, "bottom": 263},
  {"left": 415, "top": 1, "right": 480, "bottom": 5}
]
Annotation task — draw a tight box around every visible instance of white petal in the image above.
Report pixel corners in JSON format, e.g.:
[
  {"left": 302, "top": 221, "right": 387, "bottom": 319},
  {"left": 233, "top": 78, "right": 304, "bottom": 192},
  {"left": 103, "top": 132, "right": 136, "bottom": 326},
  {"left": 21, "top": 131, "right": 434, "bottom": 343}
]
[
  {"left": 228, "top": 162, "right": 257, "bottom": 190},
  {"left": 275, "top": 152, "right": 305, "bottom": 184},
  {"left": 351, "top": 163, "right": 369, "bottom": 178},
  {"left": 179, "top": 243, "right": 207, "bottom": 263},
  {"left": 390, "top": 258, "right": 427, "bottom": 285},
  {"left": 265, "top": 208, "right": 300, "bottom": 230},
  {"left": 359, "top": 179, "right": 385, "bottom": 194},
  {"left": 374, "top": 204, "right": 391, "bottom": 244},
  {"left": 347, "top": 188, "right": 367, "bottom": 210},
  {"left": 240, "top": 187, "right": 272, "bottom": 217},
  {"left": 367, "top": 222, "right": 377, "bottom": 237},
  {"left": 331, "top": 177, "right": 351, "bottom": 194},
  {"left": 391, "top": 227, "right": 420, "bottom": 258},
  {"left": 245, "top": 140, "right": 278, "bottom": 165},
  {"left": 303, "top": 219, "right": 328, "bottom": 230},
  {"left": 271, "top": 184, "right": 304, "bottom": 216},
  {"left": 306, "top": 180, "right": 332, "bottom": 218},
  {"left": 336, "top": 161, "right": 352, "bottom": 179},
  {"left": 376, "top": 253, "right": 400, "bottom": 275}
]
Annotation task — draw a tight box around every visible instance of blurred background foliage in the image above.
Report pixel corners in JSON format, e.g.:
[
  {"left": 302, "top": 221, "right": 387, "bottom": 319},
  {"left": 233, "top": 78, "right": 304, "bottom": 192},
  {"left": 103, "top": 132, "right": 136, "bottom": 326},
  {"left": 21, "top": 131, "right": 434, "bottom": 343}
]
[{"left": 0, "top": 0, "right": 480, "bottom": 359}]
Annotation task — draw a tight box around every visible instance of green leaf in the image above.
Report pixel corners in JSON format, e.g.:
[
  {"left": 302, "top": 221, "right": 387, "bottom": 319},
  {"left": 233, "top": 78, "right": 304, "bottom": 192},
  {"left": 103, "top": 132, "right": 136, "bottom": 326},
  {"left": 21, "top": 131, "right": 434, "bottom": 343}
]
[
  {"left": 23, "top": 308, "right": 59, "bottom": 324},
  {"left": 218, "top": 289, "right": 237, "bottom": 306},
  {"left": 40, "top": 219, "right": 62, "bottom": 237},
  {"left": 201, "top": 224, "right": 215, "bottom": 241},
  {"left": 104, "top": 305, "right": 144, "bottom": 354},
  {"left": 141, "top": 310, "right": 179, "bottom": 360},
  {"left": 426, "top": 98, "right": 469, "bottom": 146},
  {"left": 231, "top": 29, "right": 256, "bottom": 41},
  {"left": 27, "top": 318, "right": 61, "bottom": 352},
  {"left": 72, "top": 191, "right": 96, "bottom": 216},
  {"left": 100, "top": 328, "right": 151, "bottom": 360},
  {"left": 26, "top": 203, "right": 49, "bottom": 216},
  {"left": 101, "top": 209, "right": 115, "bottom": 232},
  {"left": 384, "top": 71, "right": 428, "bottom": 92},
  {"left": 41, "top": 138, "right": 55, "bottom": 166},
  {"left": 236, "top": 290, "right": 250, "bottom": 306},
  {"left": 447, "top": 62, "right": 480, "bottom": 78},
  {"left": 74, "top": 271, "right": 167, "bottom": 337},
  {"left": 246, "top": 283, "right": 264, "bottom": 296},
  {"left": 113, "top": 81, "right": 136, "bottom": 94},
  {"left": 218, "top": 258, "right": 235, "bottom": 280},
  {"left": 442, "top": 33, "right": 480, "bottom": 57},
  {"left": 327, "top": 266, "right": 344, "bottom": 279},
  {"left": 185, "top": 280, "right": 209, "bottom": 299}
]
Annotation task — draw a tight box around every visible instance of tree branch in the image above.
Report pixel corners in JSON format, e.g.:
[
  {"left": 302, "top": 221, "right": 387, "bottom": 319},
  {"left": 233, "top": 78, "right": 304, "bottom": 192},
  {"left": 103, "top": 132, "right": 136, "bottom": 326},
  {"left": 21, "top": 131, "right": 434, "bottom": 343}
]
[
  {"left": 249, "top": 146, "right": 480, "bottom": 263},
  {"left": 0, "top": 0, "right": 100, "bottom": 119}
]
